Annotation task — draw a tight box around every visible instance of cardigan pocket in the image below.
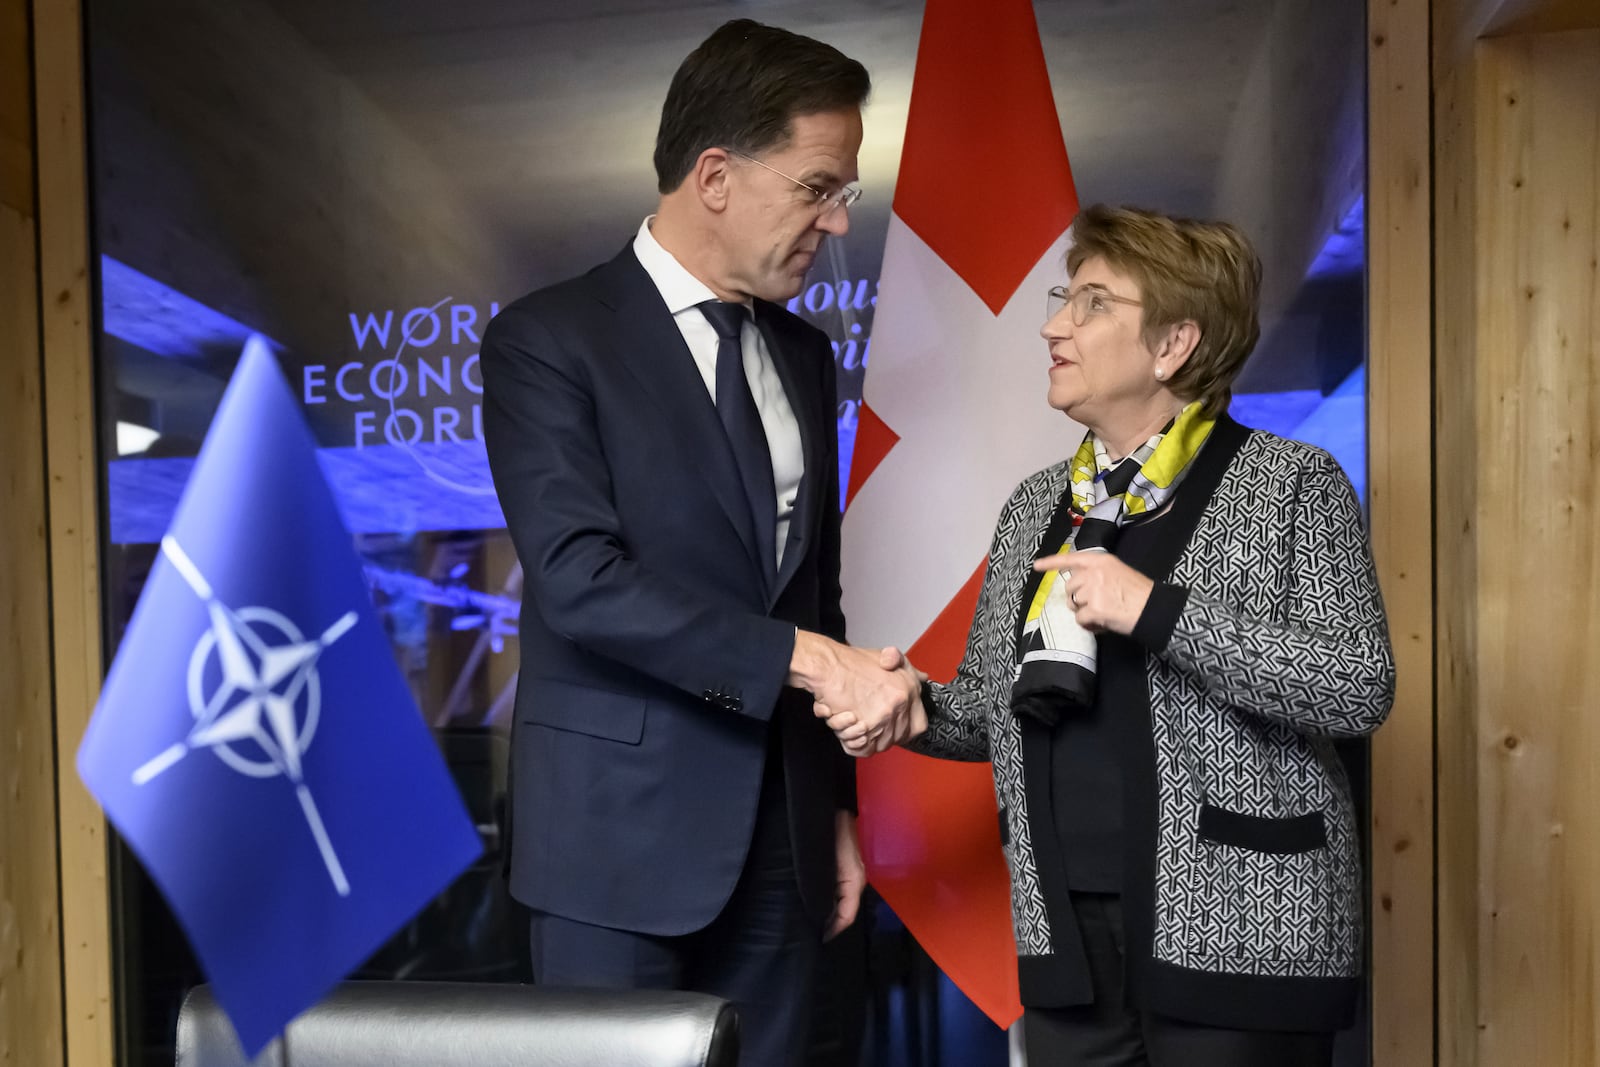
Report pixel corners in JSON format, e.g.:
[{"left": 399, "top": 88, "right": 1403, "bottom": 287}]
[
  {"left": 1196, "top": 803, "right": 1327, "bottom": 854},
  {"left": 1180, "top": 806, "right": 1345, "bottom": 967}
]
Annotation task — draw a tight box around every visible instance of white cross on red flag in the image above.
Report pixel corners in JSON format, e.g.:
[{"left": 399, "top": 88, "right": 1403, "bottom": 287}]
[{"left": 842, "top": 0, "right": 1084, "bottom": 1028}]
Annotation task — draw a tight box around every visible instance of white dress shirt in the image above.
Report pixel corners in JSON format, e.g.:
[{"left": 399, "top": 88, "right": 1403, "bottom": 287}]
[{"left": 632, "top": 217, "right": 805, "bottom": 571}]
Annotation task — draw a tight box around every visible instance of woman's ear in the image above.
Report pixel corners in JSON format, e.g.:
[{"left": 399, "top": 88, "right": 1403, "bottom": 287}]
[{"left": 1155, "top": 320, "right": 1201, "bottom": 379}]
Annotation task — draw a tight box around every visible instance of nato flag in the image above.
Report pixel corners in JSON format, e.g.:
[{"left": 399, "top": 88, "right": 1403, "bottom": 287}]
[{"left": 78, "top": 338, "right": 483, "bottom": 1057}]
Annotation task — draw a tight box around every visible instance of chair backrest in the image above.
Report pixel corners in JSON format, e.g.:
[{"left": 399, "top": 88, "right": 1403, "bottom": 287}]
[{"left": 176, "top": 981, "right": 739, "bottom": 1067}]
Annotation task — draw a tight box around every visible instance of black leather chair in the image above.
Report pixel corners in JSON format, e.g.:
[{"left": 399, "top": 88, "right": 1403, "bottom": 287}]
[{"left": 176, "top": 981, "right": 739, "bottom": 1067}]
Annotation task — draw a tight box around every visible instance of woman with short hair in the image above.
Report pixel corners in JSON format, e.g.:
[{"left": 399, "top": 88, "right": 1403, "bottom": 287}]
[{"left": 837, "top": 203, "right": 1394, "bottom": 1065}]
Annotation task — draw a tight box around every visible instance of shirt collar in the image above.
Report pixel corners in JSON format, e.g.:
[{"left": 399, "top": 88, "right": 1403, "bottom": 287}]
[{"left": 632, "top": 216, "right": 753, "bottom": 317}]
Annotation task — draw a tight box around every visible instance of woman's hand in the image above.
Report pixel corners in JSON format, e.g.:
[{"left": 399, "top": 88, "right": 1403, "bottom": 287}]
[
  {"left": 1032, "top": 550, "right": 1154, "bottom": 636},
  {"left": 816, "top": 647, "right": 929, "bottom": 756}
]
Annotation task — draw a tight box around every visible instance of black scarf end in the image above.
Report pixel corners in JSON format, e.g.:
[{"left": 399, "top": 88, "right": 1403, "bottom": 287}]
[{"left": 1010, "top": 671, "right": 1095, "bottom": 728}]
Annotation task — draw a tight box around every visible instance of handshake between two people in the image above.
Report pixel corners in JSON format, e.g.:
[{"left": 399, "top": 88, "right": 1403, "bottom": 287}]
[{"left": 789, "top": 631, "right": 928, "bottom": 759}]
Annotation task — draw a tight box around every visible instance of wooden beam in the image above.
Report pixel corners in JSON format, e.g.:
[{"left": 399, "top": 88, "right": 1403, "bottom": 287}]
[
  {"left": 1431, "top": 0, "right": 1485, "bottom": 1061},
  {"left": 1365, "top": 0, "right": 1436, "bottom": 1062},
  {"left": 32, "top": 0, "right": 113, "bottom": 1063},
  {"left": 0, "top": 0, "right": 68, "bottom": 1063}
]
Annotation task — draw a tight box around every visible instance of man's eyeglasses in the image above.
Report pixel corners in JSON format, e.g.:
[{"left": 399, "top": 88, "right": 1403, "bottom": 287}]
[
  {"left": 1046, "top": 285, "right": 1143, "bottom": 326},
  {"left": 726, "top": 148, "right": 863, "bottom": 216}
]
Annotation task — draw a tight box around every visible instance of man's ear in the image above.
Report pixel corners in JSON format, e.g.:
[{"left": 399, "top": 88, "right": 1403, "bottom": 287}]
[{"left": 690, "top": 147, "right": 734, "bottom": 212}]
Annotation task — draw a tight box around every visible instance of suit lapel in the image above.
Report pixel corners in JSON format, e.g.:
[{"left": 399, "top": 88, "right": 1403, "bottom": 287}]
[
  {"left": 593, "top": 249, "right": 769, "bottom": 586},
  {"left": 755, "top": 302, "right": 822, "bottom": 604}
]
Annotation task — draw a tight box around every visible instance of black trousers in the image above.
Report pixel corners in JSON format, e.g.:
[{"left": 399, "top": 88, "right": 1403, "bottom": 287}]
[
  {"left": 526, "top": 771, "right": 819, "bottom": 1067},
  {"left": 1023, "top": 894, "right": 1335, "bottom": 1067}
]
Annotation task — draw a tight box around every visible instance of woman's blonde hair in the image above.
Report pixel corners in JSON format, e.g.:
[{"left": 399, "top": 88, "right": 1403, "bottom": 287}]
[{"left": 1066, "top": 204, "right": 1263, "bottom": 417}]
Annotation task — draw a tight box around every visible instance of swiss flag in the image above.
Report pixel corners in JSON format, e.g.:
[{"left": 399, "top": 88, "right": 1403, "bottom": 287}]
[{"left": 841, "top": 0, "right": 1082, "bottom": 1029}]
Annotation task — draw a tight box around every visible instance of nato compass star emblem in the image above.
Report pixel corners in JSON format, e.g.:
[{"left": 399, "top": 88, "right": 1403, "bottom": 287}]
[{"left": 131, "top": 536, "right": 359, "bottom": 896}]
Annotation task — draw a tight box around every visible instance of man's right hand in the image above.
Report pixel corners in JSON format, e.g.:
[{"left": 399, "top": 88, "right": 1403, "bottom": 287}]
[
  {"left": 789, "top": 631, "right": 920, "bottom": 753},
  {"left": 812, "top": 646, "right": 928, "bottom": 756}
]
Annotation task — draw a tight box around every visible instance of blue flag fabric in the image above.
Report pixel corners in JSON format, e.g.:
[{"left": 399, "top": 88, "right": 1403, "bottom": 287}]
[{"left": 78, "top": 338, "right": 483, "bottom": 1057}]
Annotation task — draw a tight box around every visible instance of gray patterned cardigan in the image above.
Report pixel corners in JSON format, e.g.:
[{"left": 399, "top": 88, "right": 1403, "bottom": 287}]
[{"left": 912, "top": 417, "right": 1395, "bottom": 1031}]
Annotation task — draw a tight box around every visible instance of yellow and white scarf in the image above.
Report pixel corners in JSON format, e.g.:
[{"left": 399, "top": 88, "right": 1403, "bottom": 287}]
[{"left": 1011, "top": 402, "right": 1216, "bottom": 725}]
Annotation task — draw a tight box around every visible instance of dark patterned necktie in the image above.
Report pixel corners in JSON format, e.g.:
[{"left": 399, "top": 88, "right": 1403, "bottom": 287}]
[{"left": 698, "top": 300, "right": 777, "bottom": 585}]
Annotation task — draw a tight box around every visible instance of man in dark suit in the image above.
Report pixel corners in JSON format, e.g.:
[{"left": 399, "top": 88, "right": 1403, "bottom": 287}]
[{"left": 480, "top": 20, "right": 921, "bottom": 1067}]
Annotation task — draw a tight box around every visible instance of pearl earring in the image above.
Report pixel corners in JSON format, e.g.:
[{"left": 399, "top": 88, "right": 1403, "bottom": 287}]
[{"left": 1154, "top": 369, "right": 1165, "bottom": 380}]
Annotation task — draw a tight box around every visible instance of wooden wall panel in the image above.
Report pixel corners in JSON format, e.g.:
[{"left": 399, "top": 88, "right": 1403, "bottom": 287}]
[
  {"left": 32, "top": 0, "right": 114, "bottom": 1063},
  {"left": 1434, "top": 0, "right": 1600, "bottom": 1057},
  {"left": 1472, "top": 31, "right": 1600, "bottom": 1065},
  {"left": 1433, "top": 0, "right": 1486, "bottom": 1062},
  {"left": 0, "top": 2, "right": 68, "bottom": 1064},
  {"left": 1365, "top": 0, "right": 1435, "bottom": 1062},
  {"left": 0, "top": 189, "right": 69, "bottom": 1067}
]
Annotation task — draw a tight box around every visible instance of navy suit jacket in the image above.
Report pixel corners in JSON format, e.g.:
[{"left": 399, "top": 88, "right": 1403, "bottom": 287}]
[{"left": 481, "top": 245, "right": 854, "bottom": 936}]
